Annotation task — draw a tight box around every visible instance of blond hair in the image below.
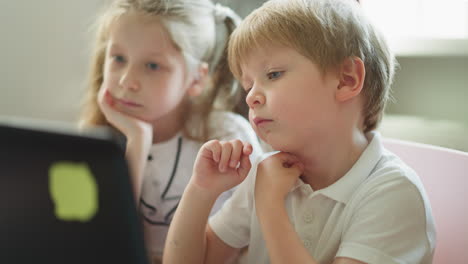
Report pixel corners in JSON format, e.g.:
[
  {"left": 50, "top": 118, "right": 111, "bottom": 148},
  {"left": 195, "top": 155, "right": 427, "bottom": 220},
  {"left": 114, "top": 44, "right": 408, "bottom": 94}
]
[
  {"left": 228, "top": 0, "right": 395, "bottom": 132},
  {"left": 79, "top": 0, "right": 244, "bottom": 141}
]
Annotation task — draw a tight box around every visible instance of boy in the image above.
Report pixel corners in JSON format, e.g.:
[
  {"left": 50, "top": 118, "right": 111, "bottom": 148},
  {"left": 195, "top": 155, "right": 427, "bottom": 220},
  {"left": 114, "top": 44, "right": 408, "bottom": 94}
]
[{"left": 164, "top": 0, "right": 436, "bottom": 263}]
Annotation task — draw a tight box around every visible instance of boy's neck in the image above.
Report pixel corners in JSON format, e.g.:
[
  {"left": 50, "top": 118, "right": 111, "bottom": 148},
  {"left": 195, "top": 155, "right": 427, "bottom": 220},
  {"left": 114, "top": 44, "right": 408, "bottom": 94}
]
[{"left": 298, "top": 129, "right": 369, "bottom": 191}]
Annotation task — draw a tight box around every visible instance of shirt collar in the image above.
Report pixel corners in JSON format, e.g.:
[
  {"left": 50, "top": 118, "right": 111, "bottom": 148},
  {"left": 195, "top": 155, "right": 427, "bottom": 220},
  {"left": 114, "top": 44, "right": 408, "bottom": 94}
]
[
  {"left": 149, "top": 131, "right": 184, "bottom": 154},
  {"left": 293, "top": 131, "right": 384, "bottom": 204}
]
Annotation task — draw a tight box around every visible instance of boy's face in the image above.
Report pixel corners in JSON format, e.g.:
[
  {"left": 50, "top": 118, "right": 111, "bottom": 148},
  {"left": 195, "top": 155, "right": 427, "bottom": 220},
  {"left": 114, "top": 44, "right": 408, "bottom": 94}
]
[
  {"left": 101, "top": 12, "right": 195, "bottom": 123},
  {"left": 240, "top": 45, "right": 340, "bottom": 152}
]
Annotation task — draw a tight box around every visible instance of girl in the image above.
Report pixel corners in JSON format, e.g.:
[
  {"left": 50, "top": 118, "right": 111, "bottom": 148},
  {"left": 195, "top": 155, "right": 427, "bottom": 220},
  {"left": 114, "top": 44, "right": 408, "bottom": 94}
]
[{"left": 79, "top": 0, "right": 262, "bottom": 261}]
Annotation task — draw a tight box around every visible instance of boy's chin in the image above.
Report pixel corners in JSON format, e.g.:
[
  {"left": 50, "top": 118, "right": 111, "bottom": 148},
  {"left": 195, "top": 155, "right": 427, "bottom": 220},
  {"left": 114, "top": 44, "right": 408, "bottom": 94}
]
[
  {"left": 259, "top": 133, "right": 293, "bottom": 152},
  {"left": 264, "top": 139, "right": 288, "bottom": 153}
]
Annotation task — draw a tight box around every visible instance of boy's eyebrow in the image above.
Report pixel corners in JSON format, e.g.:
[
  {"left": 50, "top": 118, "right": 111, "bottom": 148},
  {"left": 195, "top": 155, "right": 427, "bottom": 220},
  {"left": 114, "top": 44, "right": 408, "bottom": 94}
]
[{"left": 239, "top": 74, "right": 250, "bottom": 86}]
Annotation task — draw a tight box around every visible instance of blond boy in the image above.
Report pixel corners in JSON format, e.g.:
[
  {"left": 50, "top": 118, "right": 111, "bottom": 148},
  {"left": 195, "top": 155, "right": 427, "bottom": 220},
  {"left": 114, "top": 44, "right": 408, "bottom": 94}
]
[{"left": 164, "top": 0, "right": 436, "bottom": 263}]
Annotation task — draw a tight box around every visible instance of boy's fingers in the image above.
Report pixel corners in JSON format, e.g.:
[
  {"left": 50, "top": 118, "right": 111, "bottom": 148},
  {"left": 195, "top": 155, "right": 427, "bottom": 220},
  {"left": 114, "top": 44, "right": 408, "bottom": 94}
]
[
  {"left": 205, "top": 140, "right": 221, "bottom": 162},
  {"left": 237, "top": 153, "right": 252, "bottom": 180},
  {"left": 219, "top": 141, "right": 233, "bottom": 172},
  {"left": 243, "top": 142, "right": 253, "bottom": 156},
  {"left": 287, "top": 162, "right": 304, "bottom": 174},
  {"left": 229, "top": 140, "right": 243, "bottom": 168},
  {"left": 276, "top": 152, "right": 300, "bottom": 164},
  {"left": 274, "top": 152, "right": 304, "bottom": 173}
]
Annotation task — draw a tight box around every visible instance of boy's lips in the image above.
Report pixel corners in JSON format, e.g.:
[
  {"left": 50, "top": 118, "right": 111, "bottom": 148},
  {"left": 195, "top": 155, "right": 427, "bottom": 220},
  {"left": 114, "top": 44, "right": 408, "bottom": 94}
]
[{"left": 253, "top": 117, "right": 273, "bottom": 126}]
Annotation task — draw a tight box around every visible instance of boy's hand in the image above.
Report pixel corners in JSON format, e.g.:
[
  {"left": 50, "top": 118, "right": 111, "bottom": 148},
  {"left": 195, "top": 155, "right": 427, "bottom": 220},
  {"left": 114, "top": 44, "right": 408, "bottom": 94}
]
[
  {"left": 255, "top": 152, "right": 304, "bottom": 202},
  {"left": 191, "top": 140, "right": 253, "bottom": 197}
]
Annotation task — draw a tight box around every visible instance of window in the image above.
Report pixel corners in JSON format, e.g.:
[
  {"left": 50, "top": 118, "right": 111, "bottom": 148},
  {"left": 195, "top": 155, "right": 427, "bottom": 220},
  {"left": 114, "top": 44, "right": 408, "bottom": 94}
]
[
  {"left": 361, "top": 0, "right": 468, "bottom": 38},
  {"left": 360, "top": 0, "right": 468, "bottom": 56}
]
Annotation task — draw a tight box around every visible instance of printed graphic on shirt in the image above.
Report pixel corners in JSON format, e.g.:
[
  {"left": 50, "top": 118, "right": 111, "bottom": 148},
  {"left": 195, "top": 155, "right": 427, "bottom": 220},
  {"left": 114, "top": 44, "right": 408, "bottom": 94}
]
[{"left": 139, "top": 137, "right": 182, "bottom": 226}]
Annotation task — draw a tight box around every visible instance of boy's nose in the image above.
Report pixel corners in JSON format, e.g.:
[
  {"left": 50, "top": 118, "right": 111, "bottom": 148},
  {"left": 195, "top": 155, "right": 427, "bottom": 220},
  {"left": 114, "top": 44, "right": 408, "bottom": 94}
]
[
  {"left": 246, "top": 89, "right": 265, "bottom": 109},
  {"left": 119, "top": 67, "right": 141, "bottom": 91}
]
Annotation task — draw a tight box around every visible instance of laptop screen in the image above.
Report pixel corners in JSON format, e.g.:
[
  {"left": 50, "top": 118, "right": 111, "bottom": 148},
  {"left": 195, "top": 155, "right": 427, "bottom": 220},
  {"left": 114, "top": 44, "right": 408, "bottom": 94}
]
[{"left": 0, "top": 118, "right": 149, "bottom": 264}]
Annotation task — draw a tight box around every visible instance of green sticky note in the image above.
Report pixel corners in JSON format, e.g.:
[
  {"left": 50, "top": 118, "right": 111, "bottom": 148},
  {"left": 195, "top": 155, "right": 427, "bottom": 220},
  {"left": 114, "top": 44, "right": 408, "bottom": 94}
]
[{"left": 49, "top": 162, "right": 98, "bottom": 222}]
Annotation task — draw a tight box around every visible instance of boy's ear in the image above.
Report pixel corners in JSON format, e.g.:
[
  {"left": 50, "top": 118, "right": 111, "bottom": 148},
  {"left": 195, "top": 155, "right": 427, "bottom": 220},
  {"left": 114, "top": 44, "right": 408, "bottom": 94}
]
[
  {"left": 335, "top": 57, "right": 365, "bottom": 102},
  {"left": 187, "top": 62, "right": 209, "bottom": 97}
]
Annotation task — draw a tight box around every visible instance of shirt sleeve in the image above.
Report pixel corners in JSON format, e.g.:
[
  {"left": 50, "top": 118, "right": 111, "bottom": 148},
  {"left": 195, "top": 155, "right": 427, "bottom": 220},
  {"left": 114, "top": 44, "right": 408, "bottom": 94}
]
[
  {"left": 207, "top": 111, "right": 264, "bottom": 218},
  {"left": 208, "top": 112, "right": 270, "bottom": 248},
  {"left": 208, "top": 163, "right": 257, "bottom": 248},
  {"left": 337, "top": 172, "right": 434, "bottom": 264}
]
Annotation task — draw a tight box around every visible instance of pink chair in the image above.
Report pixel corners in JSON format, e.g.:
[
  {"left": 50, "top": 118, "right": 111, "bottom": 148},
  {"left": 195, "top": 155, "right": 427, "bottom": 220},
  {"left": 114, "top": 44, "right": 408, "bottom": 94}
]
[{"left": 383, "top": 138, "right": 468, "bottom": 263}]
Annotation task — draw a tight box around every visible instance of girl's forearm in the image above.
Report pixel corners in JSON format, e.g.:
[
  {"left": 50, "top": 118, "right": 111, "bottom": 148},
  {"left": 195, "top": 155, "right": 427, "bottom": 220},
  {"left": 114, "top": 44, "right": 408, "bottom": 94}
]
[
  {"left": 125, "top": 138, "right": 150, "bottom": 202},
  {"left": 164, "top": 183, "right": 218, "bottom": 264},
  {"left": 256, "top": 198, "right": 318, "bottom": 264}
]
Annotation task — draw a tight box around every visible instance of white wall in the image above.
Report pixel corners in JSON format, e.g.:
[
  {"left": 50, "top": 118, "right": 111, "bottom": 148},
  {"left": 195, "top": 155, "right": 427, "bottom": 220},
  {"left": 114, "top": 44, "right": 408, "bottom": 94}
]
[
  {"left": 387, "top": 56, "right": 468, "bottom": 124},
  {"left": 0, "top": 1, "right": 103, "bottom": 122},
  {"left": 0, "top": 0, "right": 264, "bottom": 123},
  {"left": 1, "top": 0, "right": 467, "bottom": 127}
]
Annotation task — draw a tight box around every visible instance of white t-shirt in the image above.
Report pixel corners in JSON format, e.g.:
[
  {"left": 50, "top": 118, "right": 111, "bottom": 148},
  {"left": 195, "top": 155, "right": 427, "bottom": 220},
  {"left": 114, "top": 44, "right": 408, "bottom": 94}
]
[
  {"left": 139, "top": 111, "right": 263, "bottom": 257},
  {"left": 209, "top": 132, "right": 436, "bottom": 264}
]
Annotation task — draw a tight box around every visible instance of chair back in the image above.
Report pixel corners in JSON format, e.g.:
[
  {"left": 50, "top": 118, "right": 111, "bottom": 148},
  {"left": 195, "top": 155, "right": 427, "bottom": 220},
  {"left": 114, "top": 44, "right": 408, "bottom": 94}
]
[{"left": 383, "top": 138, "right": 468, "bottom": 263}]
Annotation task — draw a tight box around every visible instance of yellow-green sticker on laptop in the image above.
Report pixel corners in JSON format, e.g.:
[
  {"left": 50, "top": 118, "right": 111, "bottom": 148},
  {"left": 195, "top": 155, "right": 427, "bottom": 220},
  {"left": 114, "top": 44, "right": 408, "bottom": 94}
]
[{"left": 49, "top": 162, "right": 98, "bottom": 222}]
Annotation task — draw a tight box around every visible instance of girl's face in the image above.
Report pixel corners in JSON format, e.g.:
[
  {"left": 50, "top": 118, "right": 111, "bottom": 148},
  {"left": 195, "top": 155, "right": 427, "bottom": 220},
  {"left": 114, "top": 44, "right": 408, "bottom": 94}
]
[{"left": 101, "top": 12, "right": 198, "bottom": 123}]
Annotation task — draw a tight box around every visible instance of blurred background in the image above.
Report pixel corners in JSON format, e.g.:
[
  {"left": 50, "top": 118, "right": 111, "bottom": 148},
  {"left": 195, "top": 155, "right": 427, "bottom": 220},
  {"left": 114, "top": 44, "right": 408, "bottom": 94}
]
[{"left": 1, "top": 0, "right": 467, "bottom": 151}]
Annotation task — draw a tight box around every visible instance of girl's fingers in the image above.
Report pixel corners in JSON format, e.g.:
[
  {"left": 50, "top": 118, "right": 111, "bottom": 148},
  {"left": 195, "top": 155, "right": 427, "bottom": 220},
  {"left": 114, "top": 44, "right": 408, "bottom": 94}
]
[
  {"left": 218, "top": 141, "right": 233, "bottom": 172},
  {"left": 97, "top": 88, "right": 111, "bottom": 112},
  {"left": 105, "top": 90, "right": 115, "bottom": 107}
]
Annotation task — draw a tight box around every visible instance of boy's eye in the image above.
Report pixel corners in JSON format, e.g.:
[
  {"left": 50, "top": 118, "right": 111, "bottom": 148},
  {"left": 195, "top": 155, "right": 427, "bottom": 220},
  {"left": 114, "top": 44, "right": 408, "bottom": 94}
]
[
  {"left": 241, "top": 83, "right": 252, "bottom": 93},
  {"left": 267, "top": 71, "right": 283, "bottom": 80},
  {"left": 147, "top": 62, "right": 160, "bottom": 70}
]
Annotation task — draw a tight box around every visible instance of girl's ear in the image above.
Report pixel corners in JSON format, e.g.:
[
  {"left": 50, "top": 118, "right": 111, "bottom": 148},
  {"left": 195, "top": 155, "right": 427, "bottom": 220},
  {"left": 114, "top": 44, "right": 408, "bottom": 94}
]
[
  {"left": 187, "top": 62, "right": 209, "bottom": 97},
  {"left": 335, "top": 57, "right": 366, "bottom": 102}
]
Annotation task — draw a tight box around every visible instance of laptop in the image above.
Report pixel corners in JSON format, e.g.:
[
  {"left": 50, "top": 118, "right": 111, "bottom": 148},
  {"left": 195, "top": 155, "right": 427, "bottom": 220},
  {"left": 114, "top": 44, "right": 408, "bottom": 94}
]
[{"left": 0, "top": 117, "right": 149, "bottom": 264}]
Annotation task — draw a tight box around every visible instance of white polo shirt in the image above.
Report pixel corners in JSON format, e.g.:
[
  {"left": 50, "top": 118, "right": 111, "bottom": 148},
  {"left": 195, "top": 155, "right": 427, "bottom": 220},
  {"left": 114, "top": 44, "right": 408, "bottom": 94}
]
[
  {"left": 140, "top": 111, "right": 263, "bottom": 258},
  {"left": 209, "top": 132, "right": 436, "bottom": 264}
]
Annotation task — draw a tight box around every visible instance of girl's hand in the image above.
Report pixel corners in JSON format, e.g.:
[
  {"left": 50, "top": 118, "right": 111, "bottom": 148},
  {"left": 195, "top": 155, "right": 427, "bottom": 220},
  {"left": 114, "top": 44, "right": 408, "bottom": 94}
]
[
  {"left": 97, "top": 86, "right": 153, "bottom": 144},
  {"left": 98, "top": 86, "right": 153, "bottom": 200},
  {"left": 191, "top": 139, "right": 253, "bottom": 197},
  {"left": 255, "top": 152, "right": 304, "bottom": 203}
]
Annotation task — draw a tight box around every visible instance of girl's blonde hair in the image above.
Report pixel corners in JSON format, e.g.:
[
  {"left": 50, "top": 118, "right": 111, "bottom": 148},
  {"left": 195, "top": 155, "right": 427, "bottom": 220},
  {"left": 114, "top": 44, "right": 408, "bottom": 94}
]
[
  {"left": 79, "top": 0, "right": 245, "bottom": 142},
  {"left": 228, "top": 0, "right": 396, "bottom": 133}
]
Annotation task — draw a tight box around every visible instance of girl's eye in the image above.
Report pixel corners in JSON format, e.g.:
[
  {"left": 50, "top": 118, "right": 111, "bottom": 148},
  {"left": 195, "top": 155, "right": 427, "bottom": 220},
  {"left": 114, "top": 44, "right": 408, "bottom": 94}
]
[
  {"left": 147, "top": 62, "right": 160, "bottom": 70},
  {"left": 113, "top": 55, "right": 125, "bottom": 63},
  {"left": 267, "top": 71, "right": 283, "bottom": 80}
]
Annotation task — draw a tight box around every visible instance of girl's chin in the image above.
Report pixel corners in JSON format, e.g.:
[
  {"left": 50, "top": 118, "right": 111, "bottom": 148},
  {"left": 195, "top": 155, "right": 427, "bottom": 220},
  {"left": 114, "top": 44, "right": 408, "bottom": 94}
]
[{"left": 117, "top": 108, "right": 147, "bottom": 121}]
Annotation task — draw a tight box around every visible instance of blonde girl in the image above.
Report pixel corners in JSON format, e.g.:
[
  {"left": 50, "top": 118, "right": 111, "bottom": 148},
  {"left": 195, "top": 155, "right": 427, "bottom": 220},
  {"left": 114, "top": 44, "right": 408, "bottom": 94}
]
[{"left": 79, "top": 0, "right": 262, "bottom": 260}]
